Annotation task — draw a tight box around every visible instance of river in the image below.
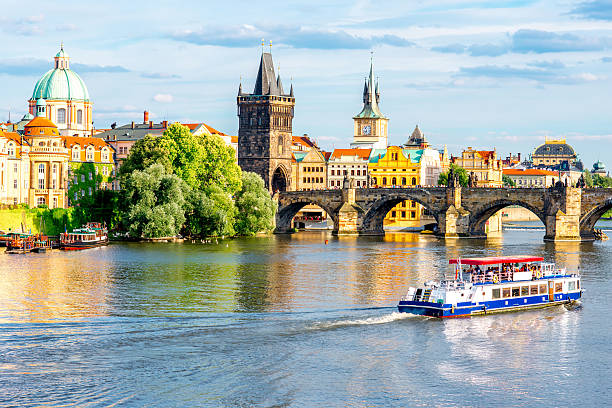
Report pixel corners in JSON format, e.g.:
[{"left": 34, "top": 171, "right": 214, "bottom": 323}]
[{"left": 0, "top": 228, "right": 610, "bottom": 407}]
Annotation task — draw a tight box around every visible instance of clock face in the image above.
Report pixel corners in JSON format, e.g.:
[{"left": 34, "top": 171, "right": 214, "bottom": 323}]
[{"left": 362, "top": 125, "right": 371, "bottom": 135}]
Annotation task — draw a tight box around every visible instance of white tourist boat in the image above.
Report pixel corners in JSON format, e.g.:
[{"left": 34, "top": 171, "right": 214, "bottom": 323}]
[{"left": 398, "top": 256, "right": 582, "bottom": 318}]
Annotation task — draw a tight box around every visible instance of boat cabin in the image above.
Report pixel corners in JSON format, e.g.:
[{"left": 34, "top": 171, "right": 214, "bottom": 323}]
[{"left": 448, "top": 256, "right": 566, "bottom": 284}]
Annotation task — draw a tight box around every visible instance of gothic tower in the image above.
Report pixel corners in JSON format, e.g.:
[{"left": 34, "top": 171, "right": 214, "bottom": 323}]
[
  {"left": 237, "top": 50, "right": 295, "bottom": 192},
  {"left": 351, "top": 58, "right": 388, "bottom": 150}
]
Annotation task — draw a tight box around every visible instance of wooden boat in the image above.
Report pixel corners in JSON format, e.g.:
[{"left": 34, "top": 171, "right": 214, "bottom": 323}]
[
  {"left": 6, "top": 233, "right": 53, "bottom": 254},
  {"left": 60, "top": 222, "right": 108, "bottom": 250}
]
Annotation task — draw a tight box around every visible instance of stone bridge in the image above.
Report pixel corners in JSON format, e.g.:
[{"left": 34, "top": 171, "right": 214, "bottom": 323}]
[{"left": 275, "top": 185, "right": 612, "bottom": 241}]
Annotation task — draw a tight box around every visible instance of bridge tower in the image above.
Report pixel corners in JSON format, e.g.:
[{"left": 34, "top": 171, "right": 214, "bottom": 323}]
[{"left": 237, "top": 47, "right": 295, "bottom": 193}]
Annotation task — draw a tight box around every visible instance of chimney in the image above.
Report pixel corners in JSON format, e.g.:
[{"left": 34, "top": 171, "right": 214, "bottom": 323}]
[
  {"left": 162, "top": 120, "right": 168, "bottom": 128},
  {"left": 143, "top": 110, "right": 149, "bottom": 123},
  {"left": 149, "top": 121, "right": 153, "bottom": 129},
  {"left": 131, "top": 121, "right": 135, "bottom": 129}
]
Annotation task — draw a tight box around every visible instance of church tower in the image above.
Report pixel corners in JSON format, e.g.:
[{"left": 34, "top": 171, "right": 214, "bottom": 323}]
[
  {"left": 351, "top": 58, "right": 388, "bottom": 150},
  {"left": 237, "top": 48, "right": 295, "bottom": 192}
]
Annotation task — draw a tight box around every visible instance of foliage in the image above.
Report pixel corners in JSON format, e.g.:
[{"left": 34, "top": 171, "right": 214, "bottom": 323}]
[
  {"left": 583, "top": 170, "right": 593, "bottom": 187},
  {"left": 234, "top": 172, "right": 277, "bottom": 235},
  {"left": 160, "top": 123, "right": 242, "bottom": 194},
  {"left": 118, "top": 134, "right": 172, "bottom": 180},
  {"left": 121, "top": 164, "right": 188, "bottom": 238},
  {"left": 184, "top": 186, "right": 236, "bottom": 237},
  {"left": 68, "top": 162, "right": 113, "bottom": 207},
  {"left": 438, "top": 164, "right": 469, "bottom": 187},
  {"left": 502, "top": 175, "right": 516, "bottom": 187},
  {"left": 593, "top": 174, "right": 612, "bottom": 188}
]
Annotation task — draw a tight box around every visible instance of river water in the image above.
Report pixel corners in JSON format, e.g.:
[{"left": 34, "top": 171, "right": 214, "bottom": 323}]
[{"left": 0, "top": 228, "right": 610, "bottom": 407}]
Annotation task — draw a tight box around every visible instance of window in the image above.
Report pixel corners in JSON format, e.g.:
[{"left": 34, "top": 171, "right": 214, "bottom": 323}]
[
  {"left": 102, "top": 148, "right": 109, "bottom": 162},
  {"left": 521, "top": 286, "right": 529, "bottom": 296},
  {"left": 391, "top": 211, "right": 396, "bottom": 217},
  {"left": 13, "top": 163, "right": 17, "bottom": 173},
  {"left": 372, "top": 177, "right": 377, "bottom": 185},
  {"left": 555, "top": 282, "right": 563, "bottom": 293},
  {"left": 77, "top": 109, "right": 83, "bottom": 124},
  {"left": 402, "top": 177, "right": 406, "bottom": 185},
  {"left": 411, "top": 211, "right": 416, "bottom": 218},
  {"left": 86, "top": 147, "right": 94, "bottom": 161},
  {"left": 74, "top": 192, "right": 78, "bottom": 200},
  {"left": 81, "top": 175, "right": 85, "bottom": 182},
  {"left": 530, "top": 285, "right": 539, "bottom": 295},
  {"left": 511, "top": 287, "right": 520, "bottom": 297},
  {"left": 7, "top": 143, "right": 14, "bottom": 156},
  {"left": 52, "top": 197, "right": 57, "bottom": 208},
  {"left": 382, "top": 177, "right": 387, "bottom": 186},
  {"left": 401, "top": 211, "right": 406, "bottom": 218},
  {"left": 539, "top": 284, "right": 547, "bottom": 294},
  {"left": 102, "top": 167, "right": 108, "bottom": 176},
  {"left": 412, "top": 177, "right": 417, "bottom": 186},
  {"left": 411, "top": 202, "right": 416, "bottom": 208},
  {"left": 38, "top": 164, "right": 45, "bottom": 189},
  {"left": 88, "top": 187, "right": 92, "bottom": 196},
  {"left": 13, "top": 179, "right": 17, "bottom": 189},
  {"left": 37, "top": 197, "right": 45, "bottom": 206},
  {"left": 492, "top": 288, "right": 501, "bottom": 299},
  {"left": 351, "top": 170, "right": 355, "bottom": 176},
  {"left": 72, "top": 147, "right": 80, "bottom": 161},
  {"left": 502, "top": 288, "right": 511, "bottom": 298},
  {"left": 568, "top": 281, "right": 576, "bottom": 291},
  {"left": 57, "top": 108, "right": 66, "bottom": 124},
  {"left": 392, "top": 177, "right": 396, "bottom": 185}
]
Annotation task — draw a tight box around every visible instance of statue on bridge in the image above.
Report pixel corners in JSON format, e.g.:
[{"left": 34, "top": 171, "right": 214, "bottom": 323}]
[{"left": 577, "top": 174, "right": 586, "bottom": 188}]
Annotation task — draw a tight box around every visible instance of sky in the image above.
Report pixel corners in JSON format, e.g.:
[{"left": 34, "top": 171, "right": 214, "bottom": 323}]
[{"left": 1, "top": 0, "right": 612, "bottom": 167}]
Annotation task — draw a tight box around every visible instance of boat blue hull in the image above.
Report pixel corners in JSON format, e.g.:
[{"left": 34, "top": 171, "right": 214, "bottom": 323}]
[{"left": 398, "top": 291, "right": 582, "bottom": 318}]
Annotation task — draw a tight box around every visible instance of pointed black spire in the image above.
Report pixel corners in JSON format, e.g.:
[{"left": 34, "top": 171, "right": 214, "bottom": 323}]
[
  {"left": 253, "top": 52, "right": 278, "bottom": 95},
  {"left": 289, "top": 83, "right": 294, "bottom": 97},
  {"left": 277, "top": 71, "right": 284, "bottom": 95},
  {"left": 238, "top": 80, "right": 243, "bottom": 96}
]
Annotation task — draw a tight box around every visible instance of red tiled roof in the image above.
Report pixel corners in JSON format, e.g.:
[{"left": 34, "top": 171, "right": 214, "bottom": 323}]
[
  {"left": 330, "top": 148, "right": 372, "bottom": 160},
  {"left": 503, "top": 168, "right": 557, "bottom": 176},
  {"left": 0, "top": 130, "right": 23, "bottom": 145},
  {"left": 62, "top": 136, "right": 112, "bottom": 150},
  {"left": 292, "top": 135, "right": 317, "bottom": 148},
  {"left": 183, "top": 123, "right": 228, "bottom": 136}
]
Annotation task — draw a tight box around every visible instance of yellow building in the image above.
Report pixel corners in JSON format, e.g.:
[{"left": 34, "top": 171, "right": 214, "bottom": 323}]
[
  {"left": 452, "top": 148, "right": 503, "bottom": 187},
  {"left": 291, "top": 147, "right": 328, "bottom": 191},
  {"left": 369, "top": 146, "right": 423, "bottom": 227}
]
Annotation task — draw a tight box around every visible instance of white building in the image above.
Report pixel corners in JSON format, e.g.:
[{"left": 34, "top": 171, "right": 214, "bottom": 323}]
[{"left": 327, "top": 148, "right": 372, "bottom": 188}]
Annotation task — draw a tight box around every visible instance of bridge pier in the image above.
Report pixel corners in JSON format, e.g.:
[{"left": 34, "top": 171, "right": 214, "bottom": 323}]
[{"left": 544, "top": 186, "right": 582, "bottom": 241}]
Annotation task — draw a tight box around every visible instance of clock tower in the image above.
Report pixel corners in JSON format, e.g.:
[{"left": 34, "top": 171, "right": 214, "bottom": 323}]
[{"left": 350, "top": 58, "right": 388, "bottom": 150}]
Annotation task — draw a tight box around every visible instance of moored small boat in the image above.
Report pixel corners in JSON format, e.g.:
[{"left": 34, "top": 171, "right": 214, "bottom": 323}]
[
  {"left": 60, "top": 222, "right": 108, "bottom": 250},
  {"left": 398, "top": 256, "right": 582, "bottom": 318}
]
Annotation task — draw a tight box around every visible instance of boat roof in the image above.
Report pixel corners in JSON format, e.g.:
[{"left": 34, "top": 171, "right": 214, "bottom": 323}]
[{"left": 449, "top": 256, "right": 545, "bottom": 265}]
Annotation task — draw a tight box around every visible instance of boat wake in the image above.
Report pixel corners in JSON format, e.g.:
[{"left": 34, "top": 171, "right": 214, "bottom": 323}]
[{"left": 310, "top": 312, "right": 416, "bottom": 331}]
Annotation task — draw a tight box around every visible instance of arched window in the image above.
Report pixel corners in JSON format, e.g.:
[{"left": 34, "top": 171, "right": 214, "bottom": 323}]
[
  {"left": 392, "top": 177, "right": 397, "bottom": 186},
  {"left": 38, "top": 164, "right": 45, "bottom": 189},
  {"left": 51, "top": 164, "right": 58, "bottom": 189},
  {"left": 86, "top": 146, "right": 94, "bottom": 161},
  {"left": 37, "top": 197, "right": 46, "bottom": 207},
  {"left": 57, "top": 108, "right": 66, "bottom": 124},
  {"left": 102, "top": 148, "right": 109, "bottom": 162},
  {"left": 402, "top": 177, "right": 406, "bottom": 185},
  {"left": 372, "top": 177, "right": 377, "bottom": 186},
  {"left": 77, "top": 110, "right": 83, "bottom": 124},
  {"left": 382, "top": 177, "right": 387, "bottom": 186},
  {"left": 412, "top": 177, "right": 417, "bottom": 186},
  {"left": 7, "top": 143, "right": 15, "bottom": 157},
  {"left": 72, "top": 146, "right": 80, "bottom": 161}
]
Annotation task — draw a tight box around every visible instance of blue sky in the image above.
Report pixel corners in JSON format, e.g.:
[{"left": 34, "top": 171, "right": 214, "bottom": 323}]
[{"left": 2, "top": 0, "right": 612, "bottom": 167}]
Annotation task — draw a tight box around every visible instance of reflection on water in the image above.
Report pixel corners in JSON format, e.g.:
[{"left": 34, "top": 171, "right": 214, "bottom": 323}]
[{"left": 0, "top": 230, "right": 610, "bottom": 407}]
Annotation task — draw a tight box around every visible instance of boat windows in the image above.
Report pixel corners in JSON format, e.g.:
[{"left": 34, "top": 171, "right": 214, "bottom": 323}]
[
  {"left": 555, "top": 282, "right": 563, "bottom": 293},
  {"left": 511, "top": 287, "right": 520, "bottom": 297},
  {"left": 492, "top": 288, "right": 501, "bottom": 299},
  {"left": 530, "top": 285, "right": 539, "bottom": 295},
  {"left": 502, "top": 288, "right": 511, "bottom": 298},
  {"left": 539, "top": 284, "right": 547, "bottom": 294},
  {"left": 521, "top": 286, "right": 529, "bottom": 296},
  {"left": 568, "top": 281, "right": 576, "bottom": 291}
]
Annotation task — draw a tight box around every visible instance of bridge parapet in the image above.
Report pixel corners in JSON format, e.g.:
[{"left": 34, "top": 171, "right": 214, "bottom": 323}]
[{"left": 276, "top": 185, "right": 612, "bottom": 241}]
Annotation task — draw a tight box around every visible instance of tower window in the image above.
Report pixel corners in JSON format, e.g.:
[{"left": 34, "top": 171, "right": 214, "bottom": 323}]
[
  {"left": 57, "top": 108, "right": 66, "bottom": 124},
  {"left": 77, "top": 110, "right": 83, "bottom": 124}
]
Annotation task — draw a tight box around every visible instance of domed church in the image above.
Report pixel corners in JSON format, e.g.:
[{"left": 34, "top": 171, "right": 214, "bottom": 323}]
[{"left": 28, "top": 45, "right": 92, "bottom": 137}]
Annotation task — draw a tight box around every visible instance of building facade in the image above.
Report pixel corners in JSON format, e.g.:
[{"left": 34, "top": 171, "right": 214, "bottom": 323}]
[
  {"left": 351, "top": 59, "right": 388, "bottom": 150},
  {"left": 237, "top": 51, "right": 295, "bottom": 192},
  {"left": 452, "top": 148, "right": 503, "bottom": 187},
  {"left": 29, "top": 45, "right": 93, "bottom": 137},
  {"left": 327, "top": 148, "right": 371, "bottom": 188},
  {"left": 291, "top": 148, "right": 328, "bottom": 191},
  {"left": 531, "top": 139, "right": 578, "bottom": 167},
  {"left": 503, "top": 168, "right": 558, "bottom": 188}
]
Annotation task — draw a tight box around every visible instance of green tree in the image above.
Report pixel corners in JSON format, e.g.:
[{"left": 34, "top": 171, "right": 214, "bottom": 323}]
[
  {"left": 184, "top": 186, "right": 236, "bottom": 237},
  {"left": 119, "top": 134, "right": 172, "bottom": 180},
  {"left": 593, "top": 173, "right": 612, "bottom": 187},
  {"left": 122, "top": 164, "right": 188, "bottom": 238},
  {"left": 234, "top": 172, "right": 277, "bottom": 235},
  {"left": 503, "top": 175, "right": 516, "bottom": 187},
  {"left": 438, "top": 164, "right": 469, "bottom": 187},
  {"left": 583, "top": 170, "right": 593, "bottom": 187}
]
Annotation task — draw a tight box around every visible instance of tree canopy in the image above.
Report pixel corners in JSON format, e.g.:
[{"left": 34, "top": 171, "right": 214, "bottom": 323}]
[
  {"left": 234, "top": 172, "right": 277, "bottom": 236},
  {"left": 438, "top": 164, "right": 469, "bottom": 187}
]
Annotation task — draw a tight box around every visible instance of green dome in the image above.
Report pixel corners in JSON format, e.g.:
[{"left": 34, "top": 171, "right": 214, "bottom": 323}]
[{"left": 32, "top": 66, "right": 89, "bottom": 102}]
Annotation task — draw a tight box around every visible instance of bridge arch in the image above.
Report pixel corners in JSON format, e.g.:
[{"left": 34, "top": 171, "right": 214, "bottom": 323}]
[
  {"left": 361, "top": 191, "right": 439, "bottom": 235},
  {"left": 276, "top": 199, "right": 339, "bottom": 233},
  {"left": 468, "top": 199, "right": 546, "bottom": 236},
  {"left": 580, "top": 197, "right": 612, "bottom": 240}
]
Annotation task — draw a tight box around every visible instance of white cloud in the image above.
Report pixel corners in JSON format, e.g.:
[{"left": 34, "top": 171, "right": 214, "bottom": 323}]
[{"left": 153, "top": 93, "right": 173, "bottom": 103}]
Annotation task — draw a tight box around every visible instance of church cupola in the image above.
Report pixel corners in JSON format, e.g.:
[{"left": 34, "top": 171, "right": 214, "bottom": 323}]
[
  {"left": 54, "top": 43, "right": 70, "bottom": 70},
  {"left": 36, "top": 98, "right": 46, "bottom": 117}
]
